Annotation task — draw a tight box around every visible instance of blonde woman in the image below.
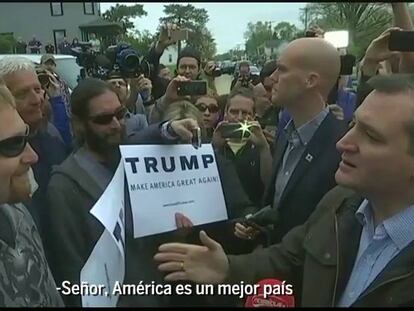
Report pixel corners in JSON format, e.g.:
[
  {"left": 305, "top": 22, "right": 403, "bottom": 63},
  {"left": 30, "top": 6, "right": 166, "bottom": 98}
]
[
  {"left": 161, "top": 99, "right": 260, "bottom": 255},
  {"left": 162, "top": 99, "right": 209, "bottom": 143}
]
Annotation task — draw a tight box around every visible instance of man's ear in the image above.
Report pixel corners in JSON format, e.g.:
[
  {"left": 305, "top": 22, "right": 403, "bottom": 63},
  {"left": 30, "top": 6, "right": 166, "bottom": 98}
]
[
  {"left": 72, "top": 116, "right": 86, "bottom": 142},
  {"left": 306, "top": 72, "right": 320, "bottom": 89}
]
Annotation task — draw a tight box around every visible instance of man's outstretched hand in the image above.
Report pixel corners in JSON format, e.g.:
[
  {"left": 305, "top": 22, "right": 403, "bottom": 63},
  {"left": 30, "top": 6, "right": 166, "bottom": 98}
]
[{"left": 154, "top": 230, "right": 229, "bottom": 284}]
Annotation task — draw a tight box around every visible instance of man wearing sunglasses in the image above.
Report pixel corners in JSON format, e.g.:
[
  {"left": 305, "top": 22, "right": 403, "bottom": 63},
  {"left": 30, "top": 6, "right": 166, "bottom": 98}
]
[
  {"left": 0, "top": 81, "right": 64, "bottom": 307},
  {"left": 45, "top": 78, "right": 199, "bottom": 307},
  {"left": 0, "top": 56, "right": 69, "bottom": 242}
]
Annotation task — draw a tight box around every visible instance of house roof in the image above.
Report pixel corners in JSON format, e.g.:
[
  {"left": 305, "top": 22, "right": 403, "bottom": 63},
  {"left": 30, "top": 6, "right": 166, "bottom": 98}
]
[{"left": 78, "top": 18, "right": 124, "bottom": 30}]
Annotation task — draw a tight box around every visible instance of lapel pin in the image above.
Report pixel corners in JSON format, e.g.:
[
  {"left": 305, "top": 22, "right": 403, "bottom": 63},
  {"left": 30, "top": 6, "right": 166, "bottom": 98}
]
[{"left": 305, "top": 153, "right": 313, "bottom": 163}]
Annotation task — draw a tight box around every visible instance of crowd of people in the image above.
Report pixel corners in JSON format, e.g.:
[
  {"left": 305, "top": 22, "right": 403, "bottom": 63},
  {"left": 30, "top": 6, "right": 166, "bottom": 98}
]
[
  {"left": 13, "top": 33, "right": 101, "bottom": 55},
  {"left": 0, "top": 2, "right": 413, "bottom": 307}
]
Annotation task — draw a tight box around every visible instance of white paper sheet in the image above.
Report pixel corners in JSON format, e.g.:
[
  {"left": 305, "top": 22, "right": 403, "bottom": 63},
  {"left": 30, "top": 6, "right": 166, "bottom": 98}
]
[
  {"left": 80, "top": 161, "right": 126, "bottom": 307},
  {"left": 80, "top": 229, "right": 125, "bottom": 307}
]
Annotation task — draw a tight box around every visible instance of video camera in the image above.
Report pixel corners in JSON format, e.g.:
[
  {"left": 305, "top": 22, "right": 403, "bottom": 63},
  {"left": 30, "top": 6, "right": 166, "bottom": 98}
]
[
  {"left": 105, "top": 42, "right": 151, "bottom": 79},
  {"left": 239, "top": 74, "right": 252, "bottom": 88},
  {"left": 71, "top": 42, "right": 151, "bottom": 80}
]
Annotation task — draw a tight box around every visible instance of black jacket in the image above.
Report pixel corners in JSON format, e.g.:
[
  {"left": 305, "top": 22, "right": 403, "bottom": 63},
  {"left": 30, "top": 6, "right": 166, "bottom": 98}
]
[
  {"left": 264, "top": 112, "right": 348, "bottom": 243},
  {"left": 45, "top": 124, "right": 172, "bottom": 307},
  {"left": 46, "top": 152, "right": 169, "bottom": 307}
]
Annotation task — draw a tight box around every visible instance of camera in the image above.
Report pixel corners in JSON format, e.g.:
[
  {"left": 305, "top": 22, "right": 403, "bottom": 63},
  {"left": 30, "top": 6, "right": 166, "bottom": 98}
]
[
  {"left": 72, "top": 42, "right": 151, "bottom": 80},
  {"left": 211, "top": 66, "right": 222, "bottom": 78},
  {"left": 239, "top": 74, "right": 252, "bottom": 88},
  {"left": 221, "top": 122, "right": 251, "bottom": 139},
  {"left": 305, "top": 30, "right": 317, "bottom": 38},
  {"left": 35, "top": 65, "right": 58, "bottom": 89},
  {"left": 71, "top": 42, "right": 95, "bottom": 68},
  {"left": 37, "top": 71, "right": 50, "bottom": 88},
  {"left": 177, "top": 81, "right": 207, "bottom": 96},
  {"left": 389, "top": 30, "right": 414, "bottom": 52},
  {"left": 105, "top": 42, "right": 151, "bottom": 79}
]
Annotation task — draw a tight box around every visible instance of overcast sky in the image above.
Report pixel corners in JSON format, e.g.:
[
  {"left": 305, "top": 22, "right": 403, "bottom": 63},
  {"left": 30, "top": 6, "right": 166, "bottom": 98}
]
[{"left": 100, "top": 2, "right": 306, "bottom": 54}]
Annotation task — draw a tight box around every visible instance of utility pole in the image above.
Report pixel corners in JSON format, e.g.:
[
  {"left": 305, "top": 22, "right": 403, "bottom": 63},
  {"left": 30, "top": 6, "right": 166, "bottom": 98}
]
[
  {"left": 177, "top": 16, "right": 182, "bottom": 54},
  {"left": 268, "top": 20, "right": 279, "bottom": 38},
  {"left": 304, "top": 7, "right": 309, "bottom": 30}
]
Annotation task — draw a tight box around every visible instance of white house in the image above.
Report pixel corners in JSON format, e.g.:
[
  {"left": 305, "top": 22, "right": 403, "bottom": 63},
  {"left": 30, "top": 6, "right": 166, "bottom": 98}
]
[
  {"left": 0, "top": 2, "right": 101, "bottom": 51},
  {"left": 159, "top": 44, "right": 179, "bottom": 66},
  {"left": 257, "top": 39, "right": 280, "bottom": 61}
]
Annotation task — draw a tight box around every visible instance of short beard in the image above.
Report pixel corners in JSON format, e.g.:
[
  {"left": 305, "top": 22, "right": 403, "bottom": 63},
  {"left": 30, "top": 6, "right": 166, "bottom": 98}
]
[{"left": 84, "top": 125, "right": 125, "bottom": 172}]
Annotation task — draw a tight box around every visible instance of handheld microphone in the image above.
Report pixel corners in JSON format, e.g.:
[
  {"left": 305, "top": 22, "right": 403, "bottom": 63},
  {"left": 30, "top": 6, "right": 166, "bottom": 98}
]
[
  {"left": 245, "top": 279, "right": 295, "bottom": 308},
  {"left": 245, "top": 205, "right": 279, "bottom": 227}
]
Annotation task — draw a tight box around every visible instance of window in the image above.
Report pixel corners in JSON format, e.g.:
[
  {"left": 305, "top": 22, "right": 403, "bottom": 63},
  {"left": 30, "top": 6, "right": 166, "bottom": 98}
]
[
  {"left": 169, "top": 54, "right": 172, "bottom": 63},
  {"left": 83, "top": 2, "right": 95, "bottom": 15},
  {"left": 50, "top": 2, "right": 63, "bottom": 16}
]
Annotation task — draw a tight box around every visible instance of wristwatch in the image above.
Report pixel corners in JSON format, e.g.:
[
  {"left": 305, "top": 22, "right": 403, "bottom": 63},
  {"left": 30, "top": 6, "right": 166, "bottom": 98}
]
[{"left": 160, "top": 120, "right": 179, "bottom": 141}]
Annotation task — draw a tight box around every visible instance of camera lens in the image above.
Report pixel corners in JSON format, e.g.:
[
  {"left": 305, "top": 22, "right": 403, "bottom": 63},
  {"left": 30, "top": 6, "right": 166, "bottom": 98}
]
[
  {"left": 124, "top": 54, "right": 139, "bottom": 67},
  {"left": 213, "top": 67, "right": 222, "bottom": 77},
  {"left": 38, "top": 74, "right": 50, "bottom": 87}
]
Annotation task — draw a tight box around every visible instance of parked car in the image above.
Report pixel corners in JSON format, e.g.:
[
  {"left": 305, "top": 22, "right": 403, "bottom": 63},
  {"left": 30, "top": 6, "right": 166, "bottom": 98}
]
[
  {"left": 0, "top": 54, "right": 82, "bottom": 91},
  {"left": 249, "top": 65, "right": 260, "bottom": 77},
  {"left": 220, "top": 60, "right": 235, "bottom": 75}
]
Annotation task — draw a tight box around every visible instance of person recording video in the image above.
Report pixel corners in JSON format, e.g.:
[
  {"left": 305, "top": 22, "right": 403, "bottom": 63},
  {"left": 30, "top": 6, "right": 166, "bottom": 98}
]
[
  {"left": 212, "top": 88, "right": 273, "bottom": 207},
  {"left": 230, "top": 61, "right": 255, "bottom": 91}
]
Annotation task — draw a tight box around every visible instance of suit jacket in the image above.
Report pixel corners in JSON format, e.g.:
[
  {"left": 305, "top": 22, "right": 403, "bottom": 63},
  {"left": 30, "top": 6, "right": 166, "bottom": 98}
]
[
  {"left": 227, "top": 186, "right": 414, "bottom": 307},
  {"left": 264, "top": 112, "right": 348, "bottom": 243}
]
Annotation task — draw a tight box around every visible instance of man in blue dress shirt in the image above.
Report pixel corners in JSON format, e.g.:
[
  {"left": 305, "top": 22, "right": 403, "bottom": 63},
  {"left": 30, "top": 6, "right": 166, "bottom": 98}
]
[{"left": 154, "top": 73, "right": 414, "bottom": 307}]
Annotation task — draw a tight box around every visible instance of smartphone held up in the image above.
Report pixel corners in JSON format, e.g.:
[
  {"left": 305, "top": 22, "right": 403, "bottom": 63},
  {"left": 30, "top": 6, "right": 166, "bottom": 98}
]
[
  {"left": 389, "top": 30, "right": 414, "bottom": 52},
  {"left": 177, "top": 81, "right": 207, "bottom": 96},
  {"left": 168, "top": 28, "right": 190, "bottom": 42},
  {"left": 221, "top": 122, "right": 252, "bottom": 140}
]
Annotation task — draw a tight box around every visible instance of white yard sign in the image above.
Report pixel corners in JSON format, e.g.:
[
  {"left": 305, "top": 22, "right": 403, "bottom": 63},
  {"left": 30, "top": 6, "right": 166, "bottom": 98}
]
[{"left": 120, "top": 144, "right": 228, "bottom": 238}]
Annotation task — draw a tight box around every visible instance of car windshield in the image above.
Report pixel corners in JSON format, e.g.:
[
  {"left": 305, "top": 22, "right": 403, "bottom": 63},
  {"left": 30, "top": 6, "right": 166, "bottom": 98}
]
[{"left": 54, "top": 58, "right": 82, "bottom": 90}]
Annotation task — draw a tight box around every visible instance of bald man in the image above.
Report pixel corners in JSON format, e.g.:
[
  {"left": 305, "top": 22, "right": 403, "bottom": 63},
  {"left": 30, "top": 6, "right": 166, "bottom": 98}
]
[{"left": 234, "top": 38, "right": 349, "bottom": 244}]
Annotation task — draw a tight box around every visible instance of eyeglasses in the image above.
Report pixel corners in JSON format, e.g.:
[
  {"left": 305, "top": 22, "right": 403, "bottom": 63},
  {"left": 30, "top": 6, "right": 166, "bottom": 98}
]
[
  {"left": 0, "top": 124, "right": 30, "bottom": 158},
  {"left": 196, "top": 104, "right": 219, "bottom": 113},
  {"left": 88, "top": 107, "right": 128, "bottom": 125}
]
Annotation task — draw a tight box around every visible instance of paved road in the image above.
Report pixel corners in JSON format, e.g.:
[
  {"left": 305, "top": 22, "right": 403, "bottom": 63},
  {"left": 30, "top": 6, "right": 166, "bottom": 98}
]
[{"left": 215, "top": 74, "right": 233, "bottom": 95}]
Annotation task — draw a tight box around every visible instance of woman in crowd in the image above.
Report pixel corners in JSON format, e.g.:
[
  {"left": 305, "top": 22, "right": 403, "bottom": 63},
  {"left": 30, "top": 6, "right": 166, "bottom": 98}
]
[
  {"left": 160, "top": 99, "right": 260, "bottom": 307},
  {"left": 192, "top": 93, "right": 221, "bottom": 142}
]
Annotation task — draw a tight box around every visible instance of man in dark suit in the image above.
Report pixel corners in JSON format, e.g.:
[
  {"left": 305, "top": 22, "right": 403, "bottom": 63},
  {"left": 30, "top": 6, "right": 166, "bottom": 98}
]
[{"left": 234, "top": 37, "right": 348, "bottom": 244}]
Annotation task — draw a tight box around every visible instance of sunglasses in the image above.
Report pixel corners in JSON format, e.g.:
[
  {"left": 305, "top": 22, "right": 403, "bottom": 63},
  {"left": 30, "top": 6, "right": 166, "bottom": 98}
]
[
  {"left": 196, "top": 103, "right": 219, "bottom": 113},
  {"left": 89, "top": 107, "right": 127, "bottom": 125},
  {"left": 0, "top": 124, "right": 30, "bottom": 158}
]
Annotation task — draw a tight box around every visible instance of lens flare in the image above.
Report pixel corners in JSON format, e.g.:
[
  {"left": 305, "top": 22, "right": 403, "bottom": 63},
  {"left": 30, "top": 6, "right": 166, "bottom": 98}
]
[{"left": 236, "top": 121, "right": 253, "bottom": 139}]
